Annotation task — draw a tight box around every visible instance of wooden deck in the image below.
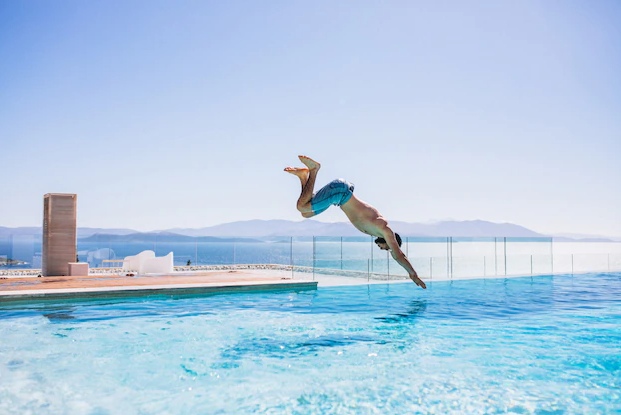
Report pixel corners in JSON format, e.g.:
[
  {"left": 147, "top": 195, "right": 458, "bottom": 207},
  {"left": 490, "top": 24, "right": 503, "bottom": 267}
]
[{"left": 0, "top": 270, "right": 317, "bottom": 302}]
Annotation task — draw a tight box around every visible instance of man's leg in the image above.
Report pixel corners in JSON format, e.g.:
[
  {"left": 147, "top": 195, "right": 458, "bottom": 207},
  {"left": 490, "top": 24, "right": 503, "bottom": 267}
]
[
  {"left": 284, "top": 155, "right": 321, "bottom": 217},
  {"left": 296, "top": 156, "right": 321, "bottom": 213}
]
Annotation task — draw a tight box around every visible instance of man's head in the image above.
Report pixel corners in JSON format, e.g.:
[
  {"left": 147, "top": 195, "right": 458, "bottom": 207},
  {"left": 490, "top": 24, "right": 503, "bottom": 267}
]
[{"left": 374, "top": 233, "right": 402, "bottom": 251}]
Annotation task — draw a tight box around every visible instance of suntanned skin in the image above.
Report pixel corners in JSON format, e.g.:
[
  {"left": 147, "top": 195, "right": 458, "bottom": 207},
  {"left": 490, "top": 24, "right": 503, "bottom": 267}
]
[{"left": 285, "top": 155, "right": 427, "bottom": 289}]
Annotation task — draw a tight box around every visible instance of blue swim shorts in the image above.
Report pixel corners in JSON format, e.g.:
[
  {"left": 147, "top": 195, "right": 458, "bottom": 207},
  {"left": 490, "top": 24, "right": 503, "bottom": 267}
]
[{"left": 311, "top": 179, "right": 355, "bottom": 215}]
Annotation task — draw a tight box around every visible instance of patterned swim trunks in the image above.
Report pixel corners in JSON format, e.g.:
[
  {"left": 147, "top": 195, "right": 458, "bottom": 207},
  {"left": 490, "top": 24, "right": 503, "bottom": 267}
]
[{"left": 310, "top": 179, "right": 355, "bottom": 215}]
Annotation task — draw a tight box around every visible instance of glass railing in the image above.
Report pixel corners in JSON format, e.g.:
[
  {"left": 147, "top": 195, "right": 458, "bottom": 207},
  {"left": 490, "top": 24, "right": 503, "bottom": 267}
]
[{"left": 1, "top": 233, "right": 620, "bottom": 279}]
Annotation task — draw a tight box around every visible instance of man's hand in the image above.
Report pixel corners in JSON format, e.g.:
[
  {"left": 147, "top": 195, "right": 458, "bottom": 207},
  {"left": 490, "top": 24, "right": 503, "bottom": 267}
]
[{"left": 410, "top": 272, "right": 427, "bottom": 289}]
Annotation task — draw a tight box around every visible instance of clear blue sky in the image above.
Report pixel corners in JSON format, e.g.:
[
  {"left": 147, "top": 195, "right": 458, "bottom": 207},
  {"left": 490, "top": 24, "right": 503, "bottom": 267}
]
[{"left": 1, "top": 0, "right": 620, "bottom": 236}]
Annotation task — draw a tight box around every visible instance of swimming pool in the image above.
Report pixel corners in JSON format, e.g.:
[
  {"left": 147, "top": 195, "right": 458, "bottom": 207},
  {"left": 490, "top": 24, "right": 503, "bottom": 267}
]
[{"left": 1, "top": 273, "right": 620, "bottom": 414}]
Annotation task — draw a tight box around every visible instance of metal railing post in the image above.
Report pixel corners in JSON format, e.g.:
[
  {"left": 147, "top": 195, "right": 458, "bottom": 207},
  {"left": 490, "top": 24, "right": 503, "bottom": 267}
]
[
  {"left": 504, "top": 237, "right": 507, "bottom": 276},
  {"left": 446, "top": 237, "right": 450, "bottom": 278},
  {"left": 290, "top": 237, "right": 293, "bottom": 279},
  {"left": 386, "top": 250, "right": 390, "bottom": 280},
  {"left": 494, "top": 237, "right": 498, "bottom": 276},
  {"left": 370, "top": 236, "right": 374, "bottom": 273},
  {"left": 312, "top": 236, "right": 316, "bottom": 281},
  {"left": 340, "top": 237, "right": 343, "bottom": 270},
  {"left": 406, "top": 236, "right": 409, "bottom": 257},
  {"left": 551, "top": 238, "right": 554, "bottom": 274},
  {"left": 430, "top": 257, "right": 433, "bottom": 279},
  {"left": 450, "top": 237, "right": 453, "bottom": 279}
]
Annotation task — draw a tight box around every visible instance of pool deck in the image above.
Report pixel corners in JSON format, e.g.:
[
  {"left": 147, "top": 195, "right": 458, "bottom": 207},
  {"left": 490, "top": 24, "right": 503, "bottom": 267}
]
[{"left": 0, "top": 269, "right": 400, "bottom": 303}]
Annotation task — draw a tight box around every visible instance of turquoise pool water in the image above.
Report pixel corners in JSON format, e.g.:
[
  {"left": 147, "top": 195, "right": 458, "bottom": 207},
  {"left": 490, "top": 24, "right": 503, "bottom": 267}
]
[{"left": 1, "top": 273, "right": 620, "bottom": 414}]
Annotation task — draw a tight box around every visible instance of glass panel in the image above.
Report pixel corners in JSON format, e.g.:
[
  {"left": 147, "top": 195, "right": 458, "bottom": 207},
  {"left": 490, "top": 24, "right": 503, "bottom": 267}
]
[
  {"left": 405, "top": 237, "right": 450, "bottom": 280},
  {"left": 552, "top": 241, "right": 621, "bottom": 275},
  {"left": 450, "top": 237, "right": 495, "bottom": 279},
  {"left": 610, "top": 253, "right": 621, "bottom": 272},
  {"left": 313, "top": 236, "right": 342, "bottom": 272},
  {"left": 4, "top": 230, "right": 616, "bottom": 281},
  {"left": 341, "top": 236, "right": 374, "bottom": 275},
  {"left": 196, "top": 241, "right": 233, "bottom": 266},
  {"left": 292, "top": 236, "right": 313, "bottom": 279},
  {"left": 0, "top": 234, "right": 40, "bottom": 270},
  {"left": 505, "top": 237, "right": 553, "bottom": 276},
  {"left": 248, "top": 239, "right": 291, "bottom": 266}
]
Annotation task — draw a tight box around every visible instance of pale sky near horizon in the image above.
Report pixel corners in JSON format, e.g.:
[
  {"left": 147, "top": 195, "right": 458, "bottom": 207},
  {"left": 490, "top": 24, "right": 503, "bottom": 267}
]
[{"left": 1, "top": 1, "right": 620, "bottom": 236}]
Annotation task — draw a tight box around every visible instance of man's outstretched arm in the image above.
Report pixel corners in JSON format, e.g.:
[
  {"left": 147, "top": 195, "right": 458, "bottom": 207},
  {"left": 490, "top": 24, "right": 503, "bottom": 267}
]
[{"left": 385, "top": 233, "right": 427, "bottom": 289}]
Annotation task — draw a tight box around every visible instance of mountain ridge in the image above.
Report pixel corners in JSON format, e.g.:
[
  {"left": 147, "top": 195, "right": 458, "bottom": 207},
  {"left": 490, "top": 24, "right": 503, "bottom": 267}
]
[{"left": 1, "top": 220, "right": 618, "bottom": 241}]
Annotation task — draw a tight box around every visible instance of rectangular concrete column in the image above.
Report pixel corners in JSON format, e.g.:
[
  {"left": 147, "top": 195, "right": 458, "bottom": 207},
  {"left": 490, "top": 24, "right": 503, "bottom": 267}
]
[{"left": 42, "top": 193, "right": 77, "bottom": 276}]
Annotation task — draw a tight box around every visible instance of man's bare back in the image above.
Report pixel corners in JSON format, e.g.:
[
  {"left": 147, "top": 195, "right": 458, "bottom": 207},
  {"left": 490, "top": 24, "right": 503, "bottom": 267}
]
[
  {"left": 339, "top": 194, "right": 388, "bottom": 237},
  {"left": 285, "top": 155, "right": 426, "bottom": 289}
]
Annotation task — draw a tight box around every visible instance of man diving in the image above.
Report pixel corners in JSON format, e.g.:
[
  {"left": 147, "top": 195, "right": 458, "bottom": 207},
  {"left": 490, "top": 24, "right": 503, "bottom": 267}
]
[{"left": 285, "top": 155, "right": 426, "bottom": 289}]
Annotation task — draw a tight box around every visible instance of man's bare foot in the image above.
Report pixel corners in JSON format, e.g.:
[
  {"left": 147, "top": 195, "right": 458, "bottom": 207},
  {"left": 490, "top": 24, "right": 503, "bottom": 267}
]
[
  {"left": 298, "top": 155, "right": 320, "bottom": 171},
  {"left": 284, "top": 167, "right": 309, "bottom": 180}
]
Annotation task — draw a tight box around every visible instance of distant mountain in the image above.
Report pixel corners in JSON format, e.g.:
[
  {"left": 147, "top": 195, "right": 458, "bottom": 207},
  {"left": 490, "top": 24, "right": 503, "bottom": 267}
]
[
  {"left": 548, "top": 233, "right": 619, "bottom": 242},
  {"left": 0, "top": 226, "right": 41, "bottom": 236},
  {"left": 389, "top": 220, "right": 546, "bottom": 238},
  {"left": 164, "top": 220, "right": 359, "bottom": 237},
  {"left": 78, "top": 228, "right": 139, "bottom": 237},
  {"left": 80, "top": 232, "right": 260, "bottom": 243},
  {"left": 2, "top": 221, "right": 618, "bottom": 241},
  {"left": 0, "top": 226, "right": 138, "bottom": 238},
  {"left": 164, "top": 219, "right": 546, "bottom": 238}
]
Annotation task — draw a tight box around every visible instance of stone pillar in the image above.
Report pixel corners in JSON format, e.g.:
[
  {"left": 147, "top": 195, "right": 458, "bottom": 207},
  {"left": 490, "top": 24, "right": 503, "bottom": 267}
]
[{"left": 42, "top": 193, "right": 77, "bottom": 276}]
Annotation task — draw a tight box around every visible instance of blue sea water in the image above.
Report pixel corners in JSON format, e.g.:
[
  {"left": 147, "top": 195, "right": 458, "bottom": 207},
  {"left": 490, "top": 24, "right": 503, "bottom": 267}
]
[
  {"left": 1, "top": 273, "right": 620, "bottom": 414},
  {"left": 2, "top": 238, "right": 415, "bottom": 275}
]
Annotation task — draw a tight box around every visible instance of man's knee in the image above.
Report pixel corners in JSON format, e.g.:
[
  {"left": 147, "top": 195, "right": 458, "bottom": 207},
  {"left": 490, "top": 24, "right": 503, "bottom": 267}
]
[
  {"left": 297, "top": 200, "right": 311, "bottom": 212},
  {"left": 297, "top": 206, "right": 315, "bottom": 218}
]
